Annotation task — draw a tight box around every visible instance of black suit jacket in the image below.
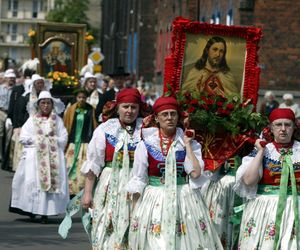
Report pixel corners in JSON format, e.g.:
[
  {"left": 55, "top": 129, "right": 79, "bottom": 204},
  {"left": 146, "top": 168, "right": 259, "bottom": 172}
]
[{"left": 7, "top": 85, "right": 25, "bottom": 128}]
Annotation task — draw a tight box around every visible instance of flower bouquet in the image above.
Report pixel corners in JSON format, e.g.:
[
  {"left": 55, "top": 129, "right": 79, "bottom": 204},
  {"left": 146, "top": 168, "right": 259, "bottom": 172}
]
[
  {"left": 85, "top": 32, "right": 95, "bottom": 53},
  {"left": 27, "top": 28, "right": 36, "bottom": 46},
  {"left": 176, "top": 91, "right": 268, "bottom": 171},
  {"left": 48, "top": 71, "right": 80, "bottom": 96}
]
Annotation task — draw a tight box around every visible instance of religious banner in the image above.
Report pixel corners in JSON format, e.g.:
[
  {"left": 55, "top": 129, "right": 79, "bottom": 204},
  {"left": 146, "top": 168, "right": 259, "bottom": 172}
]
[{"left": 164, "top": 17, "right": 267, "bottom": 171}]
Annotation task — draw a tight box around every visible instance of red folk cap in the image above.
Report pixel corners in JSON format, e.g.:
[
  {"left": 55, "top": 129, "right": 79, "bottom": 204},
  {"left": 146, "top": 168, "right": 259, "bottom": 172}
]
[
  {"left": 269, "top": 108, "right": 295, "bottom": 123},
  {"left": 116, "top": 88, "right": 141, "bottom": 104},
  {"left": 152, "top": 96, "right": 178, "bottom": 114}
]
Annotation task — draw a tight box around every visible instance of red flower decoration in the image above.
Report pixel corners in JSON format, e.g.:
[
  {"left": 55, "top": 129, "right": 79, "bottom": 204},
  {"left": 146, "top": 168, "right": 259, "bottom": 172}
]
[
  {"left": 200, "top": 104, "right": 209, "bottom": 111},
  {"left": 190, "top": 99, "right": 198, "bottom": 105},
  {"left": 216, "top": 101, "right": 224, "bottom": 107},
  {"left": 205, "top": 99, "right": 214, "bottom": 105},
  {"left": 226, "top": 103, "right": 235, "bottom": 110},
  {"left": 187, "top": 106, "right": 196, "bottom": 113}
]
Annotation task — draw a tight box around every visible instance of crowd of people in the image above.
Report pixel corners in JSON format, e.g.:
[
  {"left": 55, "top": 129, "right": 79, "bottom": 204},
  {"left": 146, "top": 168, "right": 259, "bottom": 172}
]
[{"left": 1, "top": 63, "right": 300, "bottom": 250}]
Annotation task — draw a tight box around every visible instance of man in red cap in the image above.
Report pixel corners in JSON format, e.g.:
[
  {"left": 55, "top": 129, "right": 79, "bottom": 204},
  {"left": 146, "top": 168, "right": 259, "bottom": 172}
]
[{"left": 234, "top": 108, "right": 300, "bottom": 249}]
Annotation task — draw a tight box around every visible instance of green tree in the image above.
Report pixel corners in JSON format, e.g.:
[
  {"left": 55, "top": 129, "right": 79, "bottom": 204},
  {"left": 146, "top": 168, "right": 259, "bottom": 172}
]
[{"left": 46, "top": 0, "right": 89, "bottom": 25}]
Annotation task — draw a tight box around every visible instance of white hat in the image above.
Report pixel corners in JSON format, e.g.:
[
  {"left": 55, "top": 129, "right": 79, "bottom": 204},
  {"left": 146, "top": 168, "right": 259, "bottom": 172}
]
[
  {"left": 5, "top": 69, "right": 14, "bottom": 74},
  {"left": 283, "top": 93, "right": 293, "bottom": 100},
  {"left": 28, "top": 91, "right": 65, "bottom": 115},
  {"left": 31, "top": 74, "right": 44, "bottom": 84},
  {"left": 23, "top": 74, "right": 51, "bottom": 97},
  {"left": 84, "top": 72, "right": 96, "bottom": 80},
  {"left": 81, "top": 72, "right": 97, "bottom": 87},
  {"left": 4, "top": 69, "right": 16, "bottom": 78},
  {"left": 264, "top": 91, "right": 274, "bottom": 98}
]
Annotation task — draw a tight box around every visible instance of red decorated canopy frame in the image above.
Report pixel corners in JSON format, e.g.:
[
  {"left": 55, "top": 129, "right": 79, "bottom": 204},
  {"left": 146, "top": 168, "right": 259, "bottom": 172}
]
[
  {"left": 163, "top": 16, "right": 262, "bottom": 106},
  {"left": 163, "top": 17, "right": 262, "bottom": 171}
]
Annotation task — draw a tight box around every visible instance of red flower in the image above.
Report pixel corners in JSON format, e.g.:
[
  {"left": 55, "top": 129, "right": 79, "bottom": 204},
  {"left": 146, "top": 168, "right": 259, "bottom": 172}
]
[
  {"left": 216, "top": 101, "right": 224, "bottom": 107},
  {"left": 217, "top": 108, "right": 230, "bottom": 116},
  {"left": 200, "top": 104, "right": 209, "bottom": 111},
  {"left": 205, "top": 99, "right": 214, "bottom": 105},
  {"left": 184, "top": 92, "right": 191, "bottom": 99},
  {"left": 187, "top": 106, "right": 196, "bottom": 113},
  {"left": 200, "top": 96, "right": 207, "bottom": 102},
  {"left": 190, "top": 99, "right": 199, "bottom": 105},
  {"left": 226, "top": 103, "right": 235, "bottom": 110}
]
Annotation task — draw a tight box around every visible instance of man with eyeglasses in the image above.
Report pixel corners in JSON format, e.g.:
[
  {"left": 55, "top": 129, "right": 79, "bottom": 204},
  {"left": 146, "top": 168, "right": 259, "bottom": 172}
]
[{"left": 233, "top": 108, "right": 300, "bottom": 249}]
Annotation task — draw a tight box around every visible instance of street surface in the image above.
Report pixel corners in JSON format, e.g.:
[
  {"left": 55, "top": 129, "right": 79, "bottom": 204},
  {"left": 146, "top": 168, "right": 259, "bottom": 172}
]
[{"left": 0, "top": 169, "right": 90, "bottom": 250}]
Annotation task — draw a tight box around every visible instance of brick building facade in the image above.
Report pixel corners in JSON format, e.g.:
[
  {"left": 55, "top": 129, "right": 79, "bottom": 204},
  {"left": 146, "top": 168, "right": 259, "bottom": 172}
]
[{"left": 101, "top": 0, "right": 300, "bottom": 91}]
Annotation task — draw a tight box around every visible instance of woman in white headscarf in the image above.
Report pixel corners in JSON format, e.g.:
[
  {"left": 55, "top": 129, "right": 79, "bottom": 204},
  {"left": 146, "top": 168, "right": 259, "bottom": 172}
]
[
  {"left": 10, "top": 74, "right": 51, "bottom": 171},
  {"left": 10, "top": 91, "right": 69, "bottom": 224}
]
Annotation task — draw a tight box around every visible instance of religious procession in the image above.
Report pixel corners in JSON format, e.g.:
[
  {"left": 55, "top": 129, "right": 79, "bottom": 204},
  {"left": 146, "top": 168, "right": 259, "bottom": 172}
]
[{"left": 1, "top": 1, "right": 300, "bottom": 250}]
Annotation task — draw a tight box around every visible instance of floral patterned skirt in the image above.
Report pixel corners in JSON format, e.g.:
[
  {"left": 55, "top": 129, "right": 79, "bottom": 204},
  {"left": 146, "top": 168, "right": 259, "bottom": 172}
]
[
  {"left": 238, "top": 193, "right": 299, "bottom": 250},
  {"left": 10, "top": 130, "right": 23, "bottom": 171},
  {"left": 128, "top": 184, "right": 223, "bottom": 250},
  {"left": 200, "top": 174, "right": 236, "bottom": 249},
  {"left": 91, "top": 166, "right": 132, "bottom": 250},
  {"left": 65, "top": 143, "right": 88, "bottom": 195}
]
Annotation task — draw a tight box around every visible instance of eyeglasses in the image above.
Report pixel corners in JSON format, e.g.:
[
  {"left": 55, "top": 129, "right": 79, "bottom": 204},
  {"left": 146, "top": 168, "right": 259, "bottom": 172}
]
[
  {"left": 272, "top": 122, "right": 294, "bottom": 130},
  {"left": 157, "top": 111, "right": 178, "bottom": 119}
]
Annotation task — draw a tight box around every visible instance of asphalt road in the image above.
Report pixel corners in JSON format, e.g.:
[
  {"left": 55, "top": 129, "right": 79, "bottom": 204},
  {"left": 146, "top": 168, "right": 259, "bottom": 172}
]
[{"left": 0, "top": 169, "right": 90, "bottom": 250}]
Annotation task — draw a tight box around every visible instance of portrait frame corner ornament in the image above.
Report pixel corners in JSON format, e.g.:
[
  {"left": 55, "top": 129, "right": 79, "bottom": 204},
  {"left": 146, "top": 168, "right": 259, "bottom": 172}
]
[{"left": 163, "top": 16, "right": 262, "bottom": 107}]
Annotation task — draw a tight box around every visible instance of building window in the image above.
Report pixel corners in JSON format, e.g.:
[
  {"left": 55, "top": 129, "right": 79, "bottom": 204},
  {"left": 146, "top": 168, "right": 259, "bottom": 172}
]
[
  {"left": 39, "top": 0, "right": 44, "bottom": 11},
  {"left": 226, "top": 9, "right": 233, "bottom": 25},
  {"left": 11, "top": 24, "right": 18, "bottom": 41},
  {"left": 32, "top": 0, "right": 38, "bottom": 18},
  {"left": 10, "top": 0, "right": 19, "bottom": 17}
]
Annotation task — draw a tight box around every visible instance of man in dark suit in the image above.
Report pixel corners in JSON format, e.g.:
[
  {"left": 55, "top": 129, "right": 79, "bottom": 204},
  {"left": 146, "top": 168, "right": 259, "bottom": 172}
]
[{"left": 95, "top": 66, "right": 130, "bottom": 121}]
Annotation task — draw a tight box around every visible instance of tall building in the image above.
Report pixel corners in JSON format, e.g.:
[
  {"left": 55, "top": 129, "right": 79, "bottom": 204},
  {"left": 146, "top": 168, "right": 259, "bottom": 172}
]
[
  {"left": 0, "top": 0, "right": 55, "bottom": 69},
  {"left": 101, "top": 0, "right": 300, "bottom": 91}
]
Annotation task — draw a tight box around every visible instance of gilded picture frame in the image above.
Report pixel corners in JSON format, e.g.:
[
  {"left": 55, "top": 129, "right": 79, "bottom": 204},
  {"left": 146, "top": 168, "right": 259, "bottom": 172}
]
[{"left": 36, "top": 22, "right": 86, "bottom": 76}]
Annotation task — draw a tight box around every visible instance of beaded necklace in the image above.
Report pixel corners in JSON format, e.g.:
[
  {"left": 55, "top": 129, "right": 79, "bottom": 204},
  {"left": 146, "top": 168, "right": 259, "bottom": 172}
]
[{"left": 159, "top": 129, "right": 175, "bottom": 156}]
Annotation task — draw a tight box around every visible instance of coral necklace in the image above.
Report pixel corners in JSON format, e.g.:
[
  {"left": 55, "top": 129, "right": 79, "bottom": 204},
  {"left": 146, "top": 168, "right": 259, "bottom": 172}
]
[{"left": 159, "top": 129, "right": 175, "bottom": 156}]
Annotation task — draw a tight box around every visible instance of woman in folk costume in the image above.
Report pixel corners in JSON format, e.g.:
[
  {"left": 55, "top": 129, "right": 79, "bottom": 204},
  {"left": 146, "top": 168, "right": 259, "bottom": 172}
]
[
  {"left": 233, "top": 108, "right": 300, "bottom": 249},
  {"left": 10, "top": 91, "right": 69, "bottom": 224},
  {"left": 81, "top": 88, "right": 144, "bottom": 249},
  {"left": 10, "top": 74, "right": 51, "bottom": 171},
  {"left": 63, "top": 88, "right": 98, "bottom": 196},
  {"left": 126, "top": 96, "right": 223, "bottom": 250},
  {"left": 200, "top": 159, "right": 236, "bottom": 249},
  {"left": 82, "top": 72, "right": 100, "bottom": 109}
]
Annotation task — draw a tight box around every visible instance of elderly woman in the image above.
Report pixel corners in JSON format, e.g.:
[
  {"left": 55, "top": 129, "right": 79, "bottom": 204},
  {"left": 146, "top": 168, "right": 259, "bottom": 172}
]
[
  {"left": 279, "top": 93, "right": 300, "bottom": 120},
  {"left": 81, "top": 88, "right": 143, "bottom": 249},
  {"left": 10, "top": 91, "right": 69, "bottom": 224},
  {"left": 126, "top": 96, "right": 223, "bottom": 249},
  {"left": 234, "top": 108, "right": 300, "bottom": 249},
  {"left": 10, "top": 74, "right": 51, "bottom": 171}
]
